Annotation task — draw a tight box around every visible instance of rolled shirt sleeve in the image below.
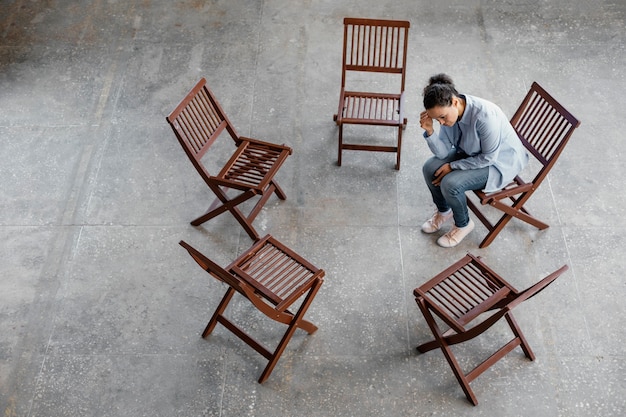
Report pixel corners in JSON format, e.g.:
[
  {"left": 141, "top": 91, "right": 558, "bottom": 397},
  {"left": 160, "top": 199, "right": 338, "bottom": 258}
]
[{"left": 423, "top": 128, "right": 454, "bottom": 159}]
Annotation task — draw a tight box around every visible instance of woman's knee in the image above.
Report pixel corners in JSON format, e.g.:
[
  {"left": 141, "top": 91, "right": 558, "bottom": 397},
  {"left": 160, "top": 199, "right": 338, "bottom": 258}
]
[
  {"left": 423, "top": 157, "right": 444, "bottom": 179},
  {"left": 440, "top": 173, "right": 466, "bottom": 197}
]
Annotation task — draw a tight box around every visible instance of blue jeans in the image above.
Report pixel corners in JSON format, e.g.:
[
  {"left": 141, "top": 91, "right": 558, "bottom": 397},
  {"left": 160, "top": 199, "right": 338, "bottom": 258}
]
[{"left": 422, "top": 150, "right": 489, "bottom": 228}]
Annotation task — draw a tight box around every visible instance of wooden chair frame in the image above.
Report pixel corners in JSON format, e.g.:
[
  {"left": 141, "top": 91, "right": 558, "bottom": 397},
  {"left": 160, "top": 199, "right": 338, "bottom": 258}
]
[
  {"left": 167, "top": 78, "right": 292, "bottom": 240},
  {"left": 333, "top": 18, "right": 410, "bottom": 170},
  {"left": 180, "top": 235, "right": 325, "bottom": 383},
  {"left": 414, "top": 253, "right": 568, "bottom": 405},
  {"left": 467, "top": 82, "right": 580, "bottom": 247}
]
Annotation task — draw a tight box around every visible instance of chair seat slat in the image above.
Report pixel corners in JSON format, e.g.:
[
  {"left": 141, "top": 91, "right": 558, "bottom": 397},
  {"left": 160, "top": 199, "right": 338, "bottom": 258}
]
[
  {"left": 342, "top": 94, "right": 401, "bottom": 122},
  {"left": 237, "top": 242, "right": 318, "bottom": 302}
]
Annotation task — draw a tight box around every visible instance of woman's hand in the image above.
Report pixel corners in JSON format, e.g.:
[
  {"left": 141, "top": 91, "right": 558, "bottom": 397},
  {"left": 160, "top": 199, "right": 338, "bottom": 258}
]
[
  {"left": 420, "top": 111, "right": 434, "bottom": 136},
  {"left": 432, "top": 163, "right": 452, "bottom": 186}
]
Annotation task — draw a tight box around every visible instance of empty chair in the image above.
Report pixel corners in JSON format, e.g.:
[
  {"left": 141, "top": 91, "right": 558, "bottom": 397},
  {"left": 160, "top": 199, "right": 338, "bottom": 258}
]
[
  {"left": 467, "top": 82, "right": 580, "bottom": 247},
  {"left": 179, "top": 235, "right": 325, "bottom": 383},
  {"left": 333, "top": 18, "right": 410, "bottom": 170},
  {"left": 413, "top": 253, "right": 568, "bottom": 405},
  {"left": 166, "top": 78, "right": 292, "bottom": 240}
]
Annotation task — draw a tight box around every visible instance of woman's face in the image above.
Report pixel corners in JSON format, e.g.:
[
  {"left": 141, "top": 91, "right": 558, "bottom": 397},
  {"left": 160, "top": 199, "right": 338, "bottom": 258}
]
[
  {"left": 426, "top": 105, "right": 458, "bottom": 127},
  {"left": 425, "top": 96, "right": 462, "bottom": 127}
]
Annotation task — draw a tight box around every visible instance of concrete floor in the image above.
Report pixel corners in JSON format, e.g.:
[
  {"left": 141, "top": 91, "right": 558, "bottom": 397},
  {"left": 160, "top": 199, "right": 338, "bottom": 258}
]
[{"left": 1, "top": 0, "right": 625, "bottom": 416}]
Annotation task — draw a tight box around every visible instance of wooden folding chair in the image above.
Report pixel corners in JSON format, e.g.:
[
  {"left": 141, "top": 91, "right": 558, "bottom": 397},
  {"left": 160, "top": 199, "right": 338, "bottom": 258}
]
[
  {"left": 413, "top": 253, "right": 568, "bottom": 405},
  {"left": 333, "top": 18, "right": 410, "bottom": 170},
  {"left": 467, "top": 82, "right": 580, "bottom": 247},
  {"left": 179, "top": 235, "right": 325, "bottom": 383},
  {"left": 166, "top": 78, "right": 292, "bottom": 240}
]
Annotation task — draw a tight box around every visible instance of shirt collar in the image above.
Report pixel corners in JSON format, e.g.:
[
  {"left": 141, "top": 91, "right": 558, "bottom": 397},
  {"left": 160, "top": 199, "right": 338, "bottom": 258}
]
[{"left": 458, "top": 94, "right": 471, "bottom": 126}]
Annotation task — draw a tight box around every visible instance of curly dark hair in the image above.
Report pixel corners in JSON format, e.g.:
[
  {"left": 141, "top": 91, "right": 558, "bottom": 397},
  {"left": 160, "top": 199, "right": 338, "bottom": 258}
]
[{"left": 422, "top": 73, "right": 459, "bottom": 109}]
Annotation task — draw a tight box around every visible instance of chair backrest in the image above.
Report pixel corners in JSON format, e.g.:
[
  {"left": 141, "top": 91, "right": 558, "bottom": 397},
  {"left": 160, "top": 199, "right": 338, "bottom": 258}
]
[
  {"left": 341, "top": 18, "right": 410, "bottom": 91},
  {"left": 179, "top": 240, "right": 247, "bottom": 294},
  {"left": 508, "top": 264, "right": 569, "bottom": 310},
  {"left": 511, "top": 82, "right": 580, "bottom": 184},
  {"left": 166, "top": 78, "right": 240, "bottom": 181}
]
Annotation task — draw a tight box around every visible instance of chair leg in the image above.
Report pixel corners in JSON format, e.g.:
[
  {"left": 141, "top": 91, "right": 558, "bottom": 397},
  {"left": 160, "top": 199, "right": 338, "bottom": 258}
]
[
  {"left": 467, "top": 197, "right": 492, "bottom": 232},
  {"left": 491, "top": 199, "right": 549, "bottom": 231},
  {"left": 247, "top": 186, "right": 277, "bottom": 223},
  {"left": 293, "top": 316, "right": 318, "bottom": 334},
  {"left": 478, "top": 213, "right": 514, "bottom": 248},
  {"left": 395, "top": 125, "right": 402, "bottom": 170},
  {"left": 202, "top": 287, "right": 236, "bottom": 338},
  {"left": 257, "top": 279, "right": 322, "bottom": 383},
  {"left": 337, "top": 123, "right": 343, "bottom": 166},
  {"left": 471, "top": 192, "right": 550, "bottom": 248},
  {"left": 416, "top": 298, "right": 478, "bottom": 405},
  {"left": 191, "top": 187, "right": 255, "bottom": 224},
  {"left": 257, "top": 320, "right": 299, "bottom": 384},
  {"left": 194, "top": 185, "right": 260, "bottom": 240},
  {"left": 505, "top": 312, "right": 535, "bottom": 361},
  {"left": 240, "top": 182, "right": 287, "bottom": 229},
  {"left": 193, "top": 205, "right": 259, "bottom": 240},
  {"left": 438, "top": 338, "right": 479, "bottom": 406},
  {"left": 271, "top": 179, "right": 287, "bottom": 200}
]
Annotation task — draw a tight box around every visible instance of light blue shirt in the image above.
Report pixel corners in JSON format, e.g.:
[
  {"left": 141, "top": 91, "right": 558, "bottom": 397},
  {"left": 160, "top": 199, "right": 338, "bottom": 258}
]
[{"left": 423, "top": 94, "right": 529, "bottom": 192}]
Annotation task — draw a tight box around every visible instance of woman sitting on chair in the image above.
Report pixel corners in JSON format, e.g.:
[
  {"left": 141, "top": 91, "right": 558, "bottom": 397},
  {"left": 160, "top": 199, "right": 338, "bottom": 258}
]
[{"left": 419, "top": 74, "right": 528, "bottom": 247}]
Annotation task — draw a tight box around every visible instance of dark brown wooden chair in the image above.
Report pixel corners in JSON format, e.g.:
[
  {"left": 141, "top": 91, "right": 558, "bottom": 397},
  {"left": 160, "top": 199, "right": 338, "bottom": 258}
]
[
  {"left": 166, "top": 78, "right": 292, "bottom": 240},
  {"left": 413, "top": 253, "right": 568, "bottom": 405},
  {"left": 333, "top": 18, "right": 410, "bottom": 170},
  {"left": 467, "top": 82, "right": 580, "bottom": 247},
  {"left": 179, "top": 235, "right": 325, "bottom": 383}
]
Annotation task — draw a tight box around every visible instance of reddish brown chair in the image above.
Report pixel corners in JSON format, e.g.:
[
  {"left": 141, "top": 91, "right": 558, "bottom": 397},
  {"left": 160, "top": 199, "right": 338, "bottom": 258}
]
[
  {"left": 413, "top": 253, "right": 568, "bottom": 405},
  {"left": 467, "top": 82, "right": 580, "bottom": 247},
  {"left": 179, "top": 235, "right": 325, "bottom": 383},
  {"left": 333, "top": 18, "right": 410, "bottom": 170},
  {"left": 167, "top": 78, "right": 292, "bottom": 240}
]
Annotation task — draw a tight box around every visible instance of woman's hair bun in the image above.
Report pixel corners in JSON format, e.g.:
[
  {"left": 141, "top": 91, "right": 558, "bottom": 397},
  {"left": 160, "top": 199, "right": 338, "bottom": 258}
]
[
  {"left": 428, "top": 73, "right": 454, "bottom": 87},
  {"left": 422, "top": 73, "right": 458, "bottom": 109}
]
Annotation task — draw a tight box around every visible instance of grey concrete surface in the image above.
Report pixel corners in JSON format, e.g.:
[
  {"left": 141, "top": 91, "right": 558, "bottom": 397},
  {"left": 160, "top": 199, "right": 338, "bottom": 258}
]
[{"left": 1, "top": 0, "right": 625, "bottom": 416}]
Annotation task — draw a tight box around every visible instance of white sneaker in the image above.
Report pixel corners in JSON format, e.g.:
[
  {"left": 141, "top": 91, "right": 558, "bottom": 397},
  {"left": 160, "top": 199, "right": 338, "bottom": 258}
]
[
  {"left": 421, "top": 210, "right": 453, "bottom": 234},
  {"left": 437, "top": 219, "right": 475, "bottom": 248}
]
